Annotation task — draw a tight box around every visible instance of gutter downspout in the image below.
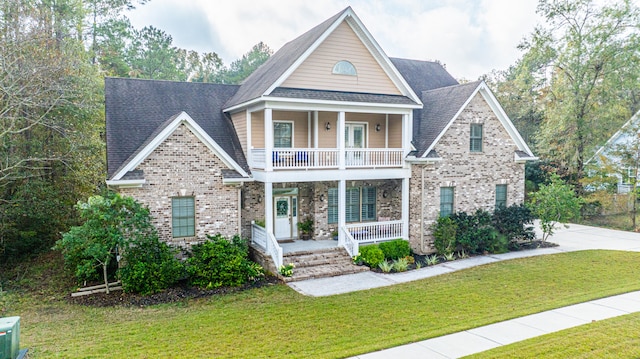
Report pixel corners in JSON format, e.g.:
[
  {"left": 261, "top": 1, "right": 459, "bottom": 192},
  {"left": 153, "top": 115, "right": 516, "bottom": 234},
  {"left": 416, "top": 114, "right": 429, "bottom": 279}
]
[{"left": 420, "top": 166, "right": 426, "bottom": 254}]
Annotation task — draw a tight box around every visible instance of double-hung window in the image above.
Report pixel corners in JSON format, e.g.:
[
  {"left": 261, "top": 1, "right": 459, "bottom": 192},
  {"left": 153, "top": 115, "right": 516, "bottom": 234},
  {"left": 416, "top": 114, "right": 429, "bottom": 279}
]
[
  {"left": 495, "top": 184, "right": 507, "bottom": 208},
  {"left": 172, "top": 197, "right": 195, "bottom": 237},
  {"left": 440, "top": 187, "right": 454, "bottom": 217},
  {"left": 470, "top": 124, "right": 483, "bottom": 152},
  {"left": 328, "top": 187, "right": 376, "bottom": 224},
  {"left": 273, "top": 122, "right": 292, "bottom": 148}
]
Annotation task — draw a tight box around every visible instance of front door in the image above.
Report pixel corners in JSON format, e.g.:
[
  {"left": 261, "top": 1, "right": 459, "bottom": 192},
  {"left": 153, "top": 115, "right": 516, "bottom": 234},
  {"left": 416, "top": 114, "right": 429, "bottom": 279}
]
[
  {"left": 345, "top": 123, "right": 366, "bottom": 165},
  {"left": 274, "top": 195, "right": 298, "bottom": 240}
]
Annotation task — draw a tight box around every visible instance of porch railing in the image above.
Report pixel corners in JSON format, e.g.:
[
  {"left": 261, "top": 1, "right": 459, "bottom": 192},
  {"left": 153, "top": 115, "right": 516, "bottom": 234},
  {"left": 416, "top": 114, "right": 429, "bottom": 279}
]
[
  {"left": 345, "top": 220, "right": 404, "bottom": 244},
  {"left": 251, "top": 148, "right": 403, "bottom": 169},
  {"left": 340, "top": 226, "right": 359, "bottom": 257},
  {"left": 251, "top": 223, "right": 283, "bottom": 269}
]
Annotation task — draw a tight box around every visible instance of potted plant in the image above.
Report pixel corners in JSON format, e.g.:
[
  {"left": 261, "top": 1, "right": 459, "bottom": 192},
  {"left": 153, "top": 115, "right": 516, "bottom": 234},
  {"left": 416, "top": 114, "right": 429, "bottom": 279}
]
[{"left": 297, "top": 217, "right": 314, "bottom": 240}]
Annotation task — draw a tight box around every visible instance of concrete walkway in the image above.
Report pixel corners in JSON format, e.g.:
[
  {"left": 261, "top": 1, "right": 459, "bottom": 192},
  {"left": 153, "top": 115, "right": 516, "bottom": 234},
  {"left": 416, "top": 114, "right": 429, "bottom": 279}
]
[{"left": 286, "top": 223, "right": 640, "bottom": 358}]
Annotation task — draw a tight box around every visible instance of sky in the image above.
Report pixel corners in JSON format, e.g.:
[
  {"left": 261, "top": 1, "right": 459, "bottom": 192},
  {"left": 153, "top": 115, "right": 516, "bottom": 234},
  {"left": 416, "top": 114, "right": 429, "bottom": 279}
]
[{"left": 127, "top": 0, "right": 541, "bottom": 80}]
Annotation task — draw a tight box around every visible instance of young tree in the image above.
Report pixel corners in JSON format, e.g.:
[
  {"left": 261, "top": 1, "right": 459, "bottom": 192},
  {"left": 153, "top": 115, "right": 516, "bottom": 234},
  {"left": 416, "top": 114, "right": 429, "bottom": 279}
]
[
  {"left": 528, "top": 174, "right": 583, "bottom": 241},
  {"left": 55, "top": 192, "right": 157, "bottom": 293}
]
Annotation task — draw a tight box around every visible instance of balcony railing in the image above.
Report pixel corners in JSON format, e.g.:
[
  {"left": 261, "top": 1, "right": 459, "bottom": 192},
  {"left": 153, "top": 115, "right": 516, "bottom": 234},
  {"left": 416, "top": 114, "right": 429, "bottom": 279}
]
[
  {"left": 345, "top": 220, "right": 404, "bottom": 244},
  {"left": 251, "top": 148, "right": 403, "bottom": 170}
]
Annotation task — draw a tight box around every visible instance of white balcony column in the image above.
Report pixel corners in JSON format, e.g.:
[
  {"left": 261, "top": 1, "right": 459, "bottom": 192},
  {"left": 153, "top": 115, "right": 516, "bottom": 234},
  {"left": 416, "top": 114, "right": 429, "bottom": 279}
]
[
  {"left": 264, "top": 108, "right": 273, "bottom": 171},
  {"left": 385, "top": 114, "right": 389, "bottom": 149},
  {"left": 402, "top": 177, "right": 410, "bottom": 240},
  {"left": 402, "top": 113, "right": 412, "bottom": 156},
  {"left": 338, "top": 179, "right": 346, "bottom": 245},
  {"left": 246, "top": 109, "right": 252, "bottom": 166},
  {"left": 265, "top": 182, "right": 274, "bottom": 235},
  {"left": 338, "top": 111, "right": 346, "bottom": 169},
  {"left": 313, "top": 111, "right": 319, "bottom": 166}
]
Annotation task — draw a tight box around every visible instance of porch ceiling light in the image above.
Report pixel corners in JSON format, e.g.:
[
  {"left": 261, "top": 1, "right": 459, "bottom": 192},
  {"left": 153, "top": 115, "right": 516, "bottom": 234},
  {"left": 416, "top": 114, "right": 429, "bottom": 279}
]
[
  {"left": 375, "top": 123, "right": 381, "bottom": 132},
  {"left": 325, "top": 122, "right": 331, "bottom": 131}
]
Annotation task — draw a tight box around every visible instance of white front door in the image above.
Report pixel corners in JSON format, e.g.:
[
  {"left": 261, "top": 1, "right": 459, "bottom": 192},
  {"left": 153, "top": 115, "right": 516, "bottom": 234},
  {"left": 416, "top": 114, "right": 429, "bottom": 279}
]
[
  {"left": 345, "top": 124, "right": 366, "bottom": 165},
  {"left": 274, "top": 195, "right": 298, "bottom": 240}
]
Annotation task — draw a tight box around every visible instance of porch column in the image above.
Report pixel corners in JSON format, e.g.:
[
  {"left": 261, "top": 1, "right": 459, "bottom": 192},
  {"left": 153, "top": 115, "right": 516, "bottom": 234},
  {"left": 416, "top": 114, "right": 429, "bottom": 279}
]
[
  {"left": 402, "top": 113, "right": 412, "bottom": 156},
  {"left": 402, "top": 177, "right": 410, "bottom": 240},
  {"left": 338, "top": 179, "right": 346, "bottom": 245},
  {"left": 265, "top": 182, "right": 274, "bottom": 235},
  {"left": 265, "top": 108, "right": 273, "bottom": 171},
  {"left": 338, "top": 111, "right": 346, "bottom": 169},
  {"left": 313, "top": 111, "right": 319, "bottom": 167},
  {"left": 246, "top": 109, "right": 252, "bottom": 166}
]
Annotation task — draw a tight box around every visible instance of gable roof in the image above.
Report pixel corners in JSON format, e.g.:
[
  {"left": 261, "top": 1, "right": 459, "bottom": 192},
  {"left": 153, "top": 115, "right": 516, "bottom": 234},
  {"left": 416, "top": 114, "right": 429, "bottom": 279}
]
[
  {"left": 224, "top": 7, "right": 421, "bottom": 111},
  {"left": 413, "top": 81, "right": 535, "bottom": 159},
  {"left": 587, "top": 109, "right": 640, "bottom": 165},
  {"left": 390, "top": 58, "right": 459, "bottom": 94},
  {"left": 105, "top": 77, "right": 247, "bottom": 180}
]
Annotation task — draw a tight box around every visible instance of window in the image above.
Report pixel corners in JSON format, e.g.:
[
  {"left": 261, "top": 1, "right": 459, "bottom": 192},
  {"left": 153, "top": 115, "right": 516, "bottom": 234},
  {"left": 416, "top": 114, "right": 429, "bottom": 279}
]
[
  {"left": 440, "top": 187, "right": 454, "bottom": 217},
  {"left": 470, "top": 124, "right": 483, "bottom": 152},
  {"left": 328, "top": 187, "right": 377, "bottom": 223},
  {"left": 172, "top": 197, "right": 195, "bottom": 237},
  {"left": 332, "top": 60, "right": 357, "bottom": 76},
  {"left": 273, "top": 122, "right": 292, "bottom": 148},
  {"left": 496, "top": 184, "right": 507, "bottom": 208}
]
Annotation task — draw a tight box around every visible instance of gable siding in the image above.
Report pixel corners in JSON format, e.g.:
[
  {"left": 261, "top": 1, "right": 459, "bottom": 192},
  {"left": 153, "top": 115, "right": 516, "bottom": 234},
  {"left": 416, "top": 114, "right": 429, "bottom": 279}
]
[
  {"left": 409, "top": 94, "right": 525, "bottom": 253},
  {"left": 281, "top": 22, "right": 401, "bottom": 95},
  {"left": 231, "top": 111, "right": 247, "bottom": 156},
  {"left": 274, "top": 110, "right": 310, "bottom": 147},
  {"left": 119, "top": 124, "right": 241, "bottom": 246}
]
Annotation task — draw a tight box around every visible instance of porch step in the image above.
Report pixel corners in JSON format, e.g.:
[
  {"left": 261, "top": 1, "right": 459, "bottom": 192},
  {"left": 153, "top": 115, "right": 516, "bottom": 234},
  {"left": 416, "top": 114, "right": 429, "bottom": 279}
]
[{"left": 281, "top": 247, "right": 369, "bottom": 282}]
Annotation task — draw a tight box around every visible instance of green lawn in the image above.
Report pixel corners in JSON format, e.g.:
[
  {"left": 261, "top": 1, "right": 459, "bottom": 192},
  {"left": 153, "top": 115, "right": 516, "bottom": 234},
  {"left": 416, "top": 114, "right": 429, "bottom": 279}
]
[
  {"left": 466, "top": 312, "right": 640, "bottom": 358},
  {"left": 4, "top": 250, "right": 640, "bottom": 358}
]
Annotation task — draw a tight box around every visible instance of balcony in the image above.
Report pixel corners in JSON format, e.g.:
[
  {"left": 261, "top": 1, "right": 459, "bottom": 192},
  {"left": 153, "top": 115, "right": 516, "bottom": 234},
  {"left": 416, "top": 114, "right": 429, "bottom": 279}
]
[{"left": 251, "top": 148, "right": 404, "bottom": 170}]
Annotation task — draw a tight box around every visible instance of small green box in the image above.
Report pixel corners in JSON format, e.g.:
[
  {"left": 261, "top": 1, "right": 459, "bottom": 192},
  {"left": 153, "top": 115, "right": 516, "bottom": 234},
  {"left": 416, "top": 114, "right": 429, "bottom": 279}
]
[{"left": 0, "top": 316, "right": 20, "bottom": 359}]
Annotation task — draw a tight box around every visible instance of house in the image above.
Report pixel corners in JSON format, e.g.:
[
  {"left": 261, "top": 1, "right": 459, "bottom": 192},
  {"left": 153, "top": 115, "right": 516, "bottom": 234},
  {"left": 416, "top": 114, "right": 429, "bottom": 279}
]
[
  {"left": 587, "top": 110, "right": 640, "bottom": 193},
  {"left": 105, "top": 7, "right": 535, "bottom": 273}
]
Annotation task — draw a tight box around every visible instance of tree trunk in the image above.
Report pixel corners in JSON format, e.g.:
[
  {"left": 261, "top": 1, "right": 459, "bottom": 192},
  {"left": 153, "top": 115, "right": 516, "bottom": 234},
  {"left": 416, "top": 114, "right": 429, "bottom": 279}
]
[{"left": 102, "top": 262, "right": 110, "bottom": 294}]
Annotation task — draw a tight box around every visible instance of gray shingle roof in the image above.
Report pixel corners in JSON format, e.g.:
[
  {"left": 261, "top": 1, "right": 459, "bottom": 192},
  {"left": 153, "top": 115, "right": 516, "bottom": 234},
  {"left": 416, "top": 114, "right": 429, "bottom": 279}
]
[
  {"left": 390, "top": 58, "right": 459, "bottom": 94},
  {"left": 414, "top": 81, "right": 482, "bottom": 157},
  {"left": 224, "top": 8, "right": 351, "bottom": 109},
  {"left": 105, "top": 77, "right": 247, "bottom": 179},
  {"left": 270, "top": 87, "right": 418, "bottom": 105}
]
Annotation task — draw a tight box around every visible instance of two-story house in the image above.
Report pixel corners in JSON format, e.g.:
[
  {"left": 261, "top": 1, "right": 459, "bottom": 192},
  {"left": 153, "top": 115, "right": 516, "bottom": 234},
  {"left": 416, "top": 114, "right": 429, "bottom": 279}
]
[{"left": 105, "top": 7, "right": 535, "bottom": 274}]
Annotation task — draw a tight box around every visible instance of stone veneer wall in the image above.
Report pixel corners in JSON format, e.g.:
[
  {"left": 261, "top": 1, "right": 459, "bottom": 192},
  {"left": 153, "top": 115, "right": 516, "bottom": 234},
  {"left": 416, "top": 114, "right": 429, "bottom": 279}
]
[
  {"left": 409, "top": 94, "right": 526, "bottom": 254},
  {"left": 119, "top": 124, "right": 241, "bottom": 247}
]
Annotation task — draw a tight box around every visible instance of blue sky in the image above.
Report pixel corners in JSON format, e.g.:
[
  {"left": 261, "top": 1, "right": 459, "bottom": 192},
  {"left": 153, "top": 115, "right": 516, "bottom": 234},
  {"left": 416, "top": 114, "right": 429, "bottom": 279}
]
[{"left": 127, "top": 0, "right": 540, "bottom": 80}]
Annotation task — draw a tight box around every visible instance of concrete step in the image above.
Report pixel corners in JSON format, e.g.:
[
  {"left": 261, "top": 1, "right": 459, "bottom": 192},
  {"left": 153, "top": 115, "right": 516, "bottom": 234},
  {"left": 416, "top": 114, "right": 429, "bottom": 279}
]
[{"left": 280, "top": 247, "right": 369, "bottom": 282}]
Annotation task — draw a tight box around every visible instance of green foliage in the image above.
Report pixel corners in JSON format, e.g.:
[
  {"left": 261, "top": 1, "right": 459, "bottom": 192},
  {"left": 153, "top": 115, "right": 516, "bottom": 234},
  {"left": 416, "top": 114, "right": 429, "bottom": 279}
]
[
  {"left": 378, "top": 260, "right": 393, "bottom": 273},
  {"left": 492, "top": 204, "right": 536, "bottom": 242},
  {"left": 426, "top": 255, "right": 440, "bottom": 266},
  {"left": 297, "top": 217, "right": 314, "bottom": 235},
  {"left": 55, "top": 192, "right": 157, "bottom": 289},
  {"left": 220, "top": 42, "right": 273, "bottom": 84},
  {"left": 279, "top": 263, "right": 294, "bottom": 277},
  {"left": 118, "top": 235, "right": 184, "bottom": 295},
  {"left": 391, "top": 258, "right": 409, "bottom": 272},
  {"left": 378, "top": 239, "right": 411, "bottom": 260},
  {"left": 443, "top": 252, "right": 456, "bottom": 261},
  {"left": 359, "top": 245, "right": 384, "bottom": 268},
  {"left": 528, "top": 174, "right": 583, "bottom": 241},
  {"left": 451, "top": 209, "right": 495, "bottom": 254},
  {"left": 432, "top": 216, "right": 457, "bottom": 255},
  {"left": 186, "top": 234, "right": 263, "bottom": 289}
]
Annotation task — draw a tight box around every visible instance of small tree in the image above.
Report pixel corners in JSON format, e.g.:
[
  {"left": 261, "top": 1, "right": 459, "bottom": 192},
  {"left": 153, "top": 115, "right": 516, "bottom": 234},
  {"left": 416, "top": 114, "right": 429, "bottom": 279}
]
[
  {"left": 55, "top": 192, "right": 157, "bottom": 293},
  {"left": 528, "top": 174, "right": 583, "bottom": 241}
]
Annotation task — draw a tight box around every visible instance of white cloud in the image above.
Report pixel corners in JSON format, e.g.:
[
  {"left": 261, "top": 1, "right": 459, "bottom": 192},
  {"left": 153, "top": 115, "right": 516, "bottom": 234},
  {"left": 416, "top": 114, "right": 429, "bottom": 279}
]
[{"left": 127, "top": 0, "right": 540, "bottom": 79}]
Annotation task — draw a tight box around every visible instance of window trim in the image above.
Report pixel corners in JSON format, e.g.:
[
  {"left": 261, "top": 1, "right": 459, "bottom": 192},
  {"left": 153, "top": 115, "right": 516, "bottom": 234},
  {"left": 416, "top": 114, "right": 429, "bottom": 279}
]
[
  {"left": 328, "top": 186, "right": 377, "bottom": 224},
  {"left": 440, "top": 187, "right": 454, "bottom": 217},
  {"left": 495, "top": 184, "right": 507, "bottom": 209},
  {"left": 273, "top": 121, "right": 294, "bottom": 148},
  {"left": 332, "top": 60, "right": 357, "bottom": 76},
  {"left": 172, "top": 196, "right": 195, "bottom": 238},
  {"left": 470, "top": 123, "right": 483, "bottom": 153}
]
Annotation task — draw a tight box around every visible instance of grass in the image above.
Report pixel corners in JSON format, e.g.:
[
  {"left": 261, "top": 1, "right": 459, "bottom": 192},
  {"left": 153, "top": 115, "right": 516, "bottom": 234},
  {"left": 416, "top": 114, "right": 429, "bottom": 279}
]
[
  {"left": 4, "top": 250, "right": 640, "bottom": 358},
  {"left": 466, "top": 312, "right": 640, "bottom": 358},
  {"left": 580, "top": 213, "right": 635, "bottom": 231}
]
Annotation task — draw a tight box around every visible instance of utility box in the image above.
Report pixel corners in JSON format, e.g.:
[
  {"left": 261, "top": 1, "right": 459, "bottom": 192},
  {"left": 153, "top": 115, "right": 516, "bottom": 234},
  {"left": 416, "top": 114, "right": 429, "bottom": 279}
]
[{"left": 0, "top": 317, "right": 20, "bottom": 359}]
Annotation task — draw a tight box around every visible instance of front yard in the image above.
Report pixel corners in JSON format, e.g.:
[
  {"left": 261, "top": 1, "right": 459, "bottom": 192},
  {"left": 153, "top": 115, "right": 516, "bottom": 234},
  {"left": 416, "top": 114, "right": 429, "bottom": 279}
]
[{"left": 3, "top": 250, "right": 640, "bottom": 358}]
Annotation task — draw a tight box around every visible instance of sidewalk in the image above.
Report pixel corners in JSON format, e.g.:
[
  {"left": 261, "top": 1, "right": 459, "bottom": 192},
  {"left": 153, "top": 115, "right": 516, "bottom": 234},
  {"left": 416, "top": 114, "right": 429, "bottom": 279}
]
[{"left": 287, "top": 223, "right": 640, "bottom": 358}]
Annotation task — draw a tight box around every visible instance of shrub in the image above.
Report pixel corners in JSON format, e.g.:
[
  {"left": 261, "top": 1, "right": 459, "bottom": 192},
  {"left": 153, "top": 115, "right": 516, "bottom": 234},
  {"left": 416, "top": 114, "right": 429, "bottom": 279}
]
[
  {"left": 359, "top": 245, "right": 384, "bottom": 268},
  {"left": 432, "top": 216, "right": 457, "bottom": 255},
  {"left": 392, "top": 258, "right": 409, "bottom": 272},
  {"left": 528, "top": 174, "right": 583, "bottom": 241},
  {"left": 119, "top": 235, "right": 184, "bottom": 295},
  {"left": 378, "top": 260, "right": 393, "bottom": 273},
  {"left": 378, "top": 239, "right": 411, "bottom": 260},
  {"left": 492, "top": 204, "right": 535, "bottom": 242},
  {"left": 451, "top": 209, "right": 494, "bottom": 254},
  {"left": 186, "top": 234, "right": 264, "bottom": 289}
]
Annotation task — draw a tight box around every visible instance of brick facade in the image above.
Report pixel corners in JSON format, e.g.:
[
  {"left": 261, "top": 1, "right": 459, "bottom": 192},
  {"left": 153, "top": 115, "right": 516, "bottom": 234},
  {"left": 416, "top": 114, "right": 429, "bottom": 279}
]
[
  {"left": 409, "top": 94, "right": 525, "bottom": 253},
  {"left": 119, "top": 124, "right": 241, "bottom": 247}
]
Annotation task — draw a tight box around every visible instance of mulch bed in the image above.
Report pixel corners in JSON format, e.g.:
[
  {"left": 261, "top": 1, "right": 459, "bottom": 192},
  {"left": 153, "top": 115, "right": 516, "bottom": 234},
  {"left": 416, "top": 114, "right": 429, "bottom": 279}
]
[{"left": 68, "top": 276, "right": 280, "bottom": 307}]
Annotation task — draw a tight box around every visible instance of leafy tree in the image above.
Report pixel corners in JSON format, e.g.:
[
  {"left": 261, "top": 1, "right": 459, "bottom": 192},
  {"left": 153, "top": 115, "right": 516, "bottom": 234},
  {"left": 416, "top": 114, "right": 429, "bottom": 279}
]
[
  {"left": 609, "top": 119, "right": 640, "bottom": 229},
  {"left": 127, "top": 26, "right": 183, "bottom": 80},
  {"left": 55, "top": 192, "right": 157, "bottom": 293},
  {"left": 519, "top": 0, "right": 640, "bottom": 188},
  {"left": 528, "top": 174, "right": 583, "bottom": 241},
  {"left": 219, "top": 42, "right": 272, "bottom": 84}
]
